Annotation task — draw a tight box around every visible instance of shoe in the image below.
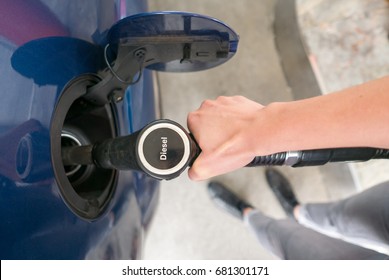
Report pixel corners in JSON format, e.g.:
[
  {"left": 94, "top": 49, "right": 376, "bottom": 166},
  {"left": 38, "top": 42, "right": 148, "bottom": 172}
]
[
  {"left": 265, "top": 168, "right": 299, "bottom": 219},
  {"left": 207, "top": 181, "right": 253, "bottom": 220}
]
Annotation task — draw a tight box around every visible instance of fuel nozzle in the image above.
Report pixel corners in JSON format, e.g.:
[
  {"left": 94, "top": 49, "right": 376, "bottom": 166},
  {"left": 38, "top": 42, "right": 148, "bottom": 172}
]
[
  {"left": 62, "top": 119, "right": 200, "bottom": 180},
  {"left": 63, "top": 119, "right": 389, "bottom": 180}
]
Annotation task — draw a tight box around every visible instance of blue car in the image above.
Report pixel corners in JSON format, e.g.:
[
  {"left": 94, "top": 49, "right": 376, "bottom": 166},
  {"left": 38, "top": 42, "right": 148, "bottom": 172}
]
[{"left": 0, "top": 0, "right": 239, "bottom": 259}]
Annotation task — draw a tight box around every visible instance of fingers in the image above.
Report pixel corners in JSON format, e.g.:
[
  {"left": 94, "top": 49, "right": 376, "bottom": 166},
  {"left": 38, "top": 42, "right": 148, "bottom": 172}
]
[
  {"left": 186, "top": 110, "right": 198, "bottom": 135},
  {"left": 188, "top": 152, "right": 226, "bottom": 181},
  {"left": 187, "top": 95, "right": 245, "bottom": 133},
  {"left": 188, "top": 153, "right": 209, "bottom": 181},
  {"left": 188, "top": 149, "right": 255, "bottom": 181}
]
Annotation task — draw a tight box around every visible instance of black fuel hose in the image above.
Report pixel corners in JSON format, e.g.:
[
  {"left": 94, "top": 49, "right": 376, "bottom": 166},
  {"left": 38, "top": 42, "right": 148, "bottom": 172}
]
[{"left": 247, "top": 148, "right": 389, "bottom": 167}]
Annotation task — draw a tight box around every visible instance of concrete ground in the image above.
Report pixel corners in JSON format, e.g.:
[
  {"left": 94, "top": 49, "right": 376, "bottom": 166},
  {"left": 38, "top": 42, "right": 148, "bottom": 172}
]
[{"left": 143, "top": 0, "right": 389, "bottom": 259}]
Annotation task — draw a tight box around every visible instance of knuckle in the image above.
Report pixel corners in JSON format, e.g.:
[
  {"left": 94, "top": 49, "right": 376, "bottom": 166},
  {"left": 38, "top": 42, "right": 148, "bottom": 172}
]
[
  {"left": 233, "top": 95, "right": 246, "bottom": 101},
  {"left": 187, "top": 111, "right": 197, "bottom": 123},
  {"left": 216, "top": 95, "right": 229, "bottom": 102},
  {"left": 200, "top": 99, "right": 214, "bottom": 108}
]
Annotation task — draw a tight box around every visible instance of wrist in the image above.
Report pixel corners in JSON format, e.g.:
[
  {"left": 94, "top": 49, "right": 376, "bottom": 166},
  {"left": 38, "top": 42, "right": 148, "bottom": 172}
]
[{"left": 249, "top": 101, "right": 289, "bottom": 156}]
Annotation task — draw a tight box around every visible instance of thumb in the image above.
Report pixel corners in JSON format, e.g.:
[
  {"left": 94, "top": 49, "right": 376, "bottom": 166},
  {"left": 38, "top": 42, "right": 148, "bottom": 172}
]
[
  {"left": 188, "top": 150, "right": 255, "bottom": 181},
  {"left": 188, "top": 152, "right": 214, "bottom": 181}
]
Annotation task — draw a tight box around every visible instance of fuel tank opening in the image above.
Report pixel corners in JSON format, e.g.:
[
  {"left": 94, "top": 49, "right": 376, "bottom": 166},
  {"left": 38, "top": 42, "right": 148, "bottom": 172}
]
[
  {"left": 51, "top": 75, "right": 118, "bottom": 220},
  {"left": 61, "top": 132, "right": 83, "bottom": 177}
]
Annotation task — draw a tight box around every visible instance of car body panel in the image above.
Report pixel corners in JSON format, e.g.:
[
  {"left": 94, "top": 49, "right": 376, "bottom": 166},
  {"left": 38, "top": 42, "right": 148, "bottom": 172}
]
[{"left": 0, "top": 0, "right": 158, "bottom": 259}]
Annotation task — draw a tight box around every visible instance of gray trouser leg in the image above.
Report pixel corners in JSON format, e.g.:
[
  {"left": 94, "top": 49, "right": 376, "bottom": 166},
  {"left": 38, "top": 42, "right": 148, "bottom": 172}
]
[
  {"left": 245, "top": 210, "right": 388, "bottom": 259},
  {"left": 298, "top": 182, "right": 389, "bottom": 253}
]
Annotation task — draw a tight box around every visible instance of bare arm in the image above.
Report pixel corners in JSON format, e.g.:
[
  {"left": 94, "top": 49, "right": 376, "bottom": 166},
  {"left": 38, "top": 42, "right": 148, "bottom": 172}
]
[{"left": 187, "top": 75, "right": 389, "bottom": 180}]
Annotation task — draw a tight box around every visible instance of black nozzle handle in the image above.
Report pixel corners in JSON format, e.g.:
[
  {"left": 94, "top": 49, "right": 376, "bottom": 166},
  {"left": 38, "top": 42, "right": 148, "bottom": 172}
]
[
  {"left": 134, "top": 120, "right": 199, "bottom": 180},
  {"left": 62, "top": 119, "right": 199, "bottom": 180}
]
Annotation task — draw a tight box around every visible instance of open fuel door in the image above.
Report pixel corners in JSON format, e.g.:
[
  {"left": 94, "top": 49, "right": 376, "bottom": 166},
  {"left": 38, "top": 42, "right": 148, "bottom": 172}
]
[{"left": 85, "top": 11, "right": 239, "bottom": 105}]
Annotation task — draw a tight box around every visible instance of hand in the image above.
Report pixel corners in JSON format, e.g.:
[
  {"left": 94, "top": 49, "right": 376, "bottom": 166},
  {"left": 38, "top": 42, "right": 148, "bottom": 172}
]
[{"left": 187, "top": 95, "right": 265, "bottom": 180}]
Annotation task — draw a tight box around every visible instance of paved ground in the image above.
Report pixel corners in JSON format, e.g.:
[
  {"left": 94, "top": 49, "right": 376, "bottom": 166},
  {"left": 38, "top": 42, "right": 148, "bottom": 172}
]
[{"left": 143, "top": 0, "right": 389, "bottom": 259}]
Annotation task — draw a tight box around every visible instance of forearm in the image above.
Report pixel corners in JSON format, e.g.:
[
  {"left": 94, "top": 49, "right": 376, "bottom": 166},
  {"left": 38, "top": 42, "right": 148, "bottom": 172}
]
[
  {"left": 187, "top": 76, "right": 389, "bottom": 180},
  {"left": 254, "top": 76, "right": 389, "bottom": 155}
]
